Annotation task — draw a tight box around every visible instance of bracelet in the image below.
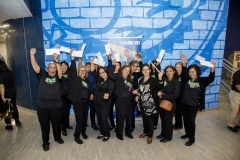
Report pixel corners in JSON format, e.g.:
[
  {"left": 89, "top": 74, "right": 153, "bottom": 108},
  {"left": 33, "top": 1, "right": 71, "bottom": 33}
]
[{"left": 53, "top": 60, "right": 59, "bottom": 64}]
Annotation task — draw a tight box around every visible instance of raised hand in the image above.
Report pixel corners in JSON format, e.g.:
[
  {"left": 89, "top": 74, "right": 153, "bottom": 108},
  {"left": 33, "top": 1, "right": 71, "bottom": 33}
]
[
  {"left": 181, "top": 54, "right": 187, "bottom": 66},
  {"left": 30, "top": 48, "right": 36, "bottom": 55},
  {"left": 53, "top": 53, "right": 59, "bottom": 62},
  {"left": 158, "top": 71, "right": 164, "bottom": 80}
]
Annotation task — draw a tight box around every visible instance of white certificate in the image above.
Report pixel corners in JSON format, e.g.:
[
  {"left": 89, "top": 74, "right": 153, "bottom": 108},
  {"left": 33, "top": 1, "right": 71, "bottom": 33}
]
[
  {"left": 114, "top": 52, "right": 120, "bottom": 62},
  {"left": 105, "top": 44, "right": 111, "bottom": 55},
  {"left": 72, "top": 50, "right": 83, "bottom": 57},
  {"left": 195, "top": 55, "right": 205, "bottom": 61},
  {"left": 92, "top": 58, "right": 99, "bottom": 65},
  {"left": 80, "top": 44, "right": 86, "bottom": 51},
  {"left": 156, "top": 49, "right": 165, "bottom": 62},
  {"left": 199, "top": 60, "right": 214, "bottom": 68},
  {"left": 96, "top": 52, "right": 104, "bottom": 62},
  {"left": 60, "top": 46, "right": 71, "bottom": 53},
  {"left": 45, "top": 48, "right": 60, "bottom": 55}
]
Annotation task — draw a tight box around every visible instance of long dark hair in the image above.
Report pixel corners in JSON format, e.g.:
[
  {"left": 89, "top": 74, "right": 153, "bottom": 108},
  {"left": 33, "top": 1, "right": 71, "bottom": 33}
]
[
  {"left": 60, "top": 61, "right": 69, "bottom": 73},
  {"left": 0, "top": 61, "right": 14, "bottom": 85},
  {"left": 188, "top": 64, "right": 201, "bottom": 77},
  {"left": 98, "top": 67, "right": 109, "bottom": 81},
  {"left": 164, "top": 65, "right": 178, "bottom": 79}
]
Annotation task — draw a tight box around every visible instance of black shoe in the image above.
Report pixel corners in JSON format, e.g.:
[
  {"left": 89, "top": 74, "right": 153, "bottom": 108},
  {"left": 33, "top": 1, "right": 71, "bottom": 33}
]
[
  {"left": 67, "top": 126, "right": 73, "bottom": 129},
  {"left": 116, "top": 135, "right": 124, "bottom": 141},
  {"left": 92, "top": 123, "right": 99, "bottom": 130},
  {"left": 125, "top": 133, "right": 133, "bottom": 139},
  {"left": 103, "top": 137, "right": 110, "bottom": 142},
  {"left": 62, "top": 129, "right": 67, "bottom": 136},
  {"left": 55, "top": 139, "right": 64, "bottom": 144},
  {"left": 15, "top": 120, "right": 22, "bottom": 127},
  {"left": 5, "top": 125, "right": 13, "bottom": 131},
  {"left": 181, "top": 134, "right": 188, "bottom": 139},
  {"left": 156, "top": 134, "right": 164, "bottom": 139},
  {"left": 228, "top": 126, "right": 238, "bottom": 133},
  {"left": 235, "top": 125, "right": 240, "bottom": 130},
  {"left": 82, "top": 132, "right": 88, "bottom": 139},
  {"left": 173, "top": 126, "right": 183, "bottom": 130},
  {"left": 97, "top": 134, "right": 104, "bottom": 139},
  {"left": 75, "top": 137, "right": 83, "bottom": 144},
  {"left": 160, "top": 138, "right": 170, "bottom": 143},
  {"left": 185, "top": 140, "right": 194, "bottom": 146},
  {"left": 42, "top": 144, "right": 49, "bottom": 151}
]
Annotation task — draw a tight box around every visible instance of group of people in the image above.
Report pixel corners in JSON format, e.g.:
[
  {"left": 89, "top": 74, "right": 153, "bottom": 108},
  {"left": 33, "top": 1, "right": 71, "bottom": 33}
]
[{"left": 30, "top": 47, "right": 217, "bottom": 151}]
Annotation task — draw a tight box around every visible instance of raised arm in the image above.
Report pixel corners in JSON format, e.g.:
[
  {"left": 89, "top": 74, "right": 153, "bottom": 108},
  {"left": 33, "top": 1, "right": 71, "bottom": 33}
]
[
  {"left": 30, "top": 48, "right": 40, "bottom": 73},
  {"left": 53, "top": 53, "right": 62, "bottom": 79},
  {"left": 69, "top": 49, "right": 77, "bottom": 78}
]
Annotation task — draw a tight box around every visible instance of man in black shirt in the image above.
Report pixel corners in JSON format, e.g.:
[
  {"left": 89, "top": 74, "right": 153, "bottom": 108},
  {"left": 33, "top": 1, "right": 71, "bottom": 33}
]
[
  {"left": 30, "top": 48, "right": 64, "bottom": 151},
  {"left": 227, "top": 69, "right": 240, "bottom": 132}
]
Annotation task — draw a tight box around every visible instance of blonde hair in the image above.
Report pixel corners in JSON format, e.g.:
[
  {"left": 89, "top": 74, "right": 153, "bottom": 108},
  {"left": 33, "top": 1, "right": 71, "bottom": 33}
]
[{"left": 78, "top": 66, "right": 88, "bottom": 78}]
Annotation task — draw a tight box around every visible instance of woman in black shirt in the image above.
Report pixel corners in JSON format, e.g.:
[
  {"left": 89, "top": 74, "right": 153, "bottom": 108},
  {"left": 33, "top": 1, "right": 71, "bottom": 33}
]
[
  {"left": 181, "top": 63, "right": 215, "bottom": 146},
  {"left": 109, "top": 63, "right": 133, "bottom": 140},
  {"left": 157, "top": 66, "right": 180, "bottom": 143},
  {"left": 30, "top": 48, "right": 64, "bottom": 151},
  {"left": 135, "top": 64, "right": 161, "bottom": 144},
  {"left": 94, "top": 67, "right": 114, "bottom": 141},
  {"left": 68, "top": 66, "right": 93, "bottom": 144}
]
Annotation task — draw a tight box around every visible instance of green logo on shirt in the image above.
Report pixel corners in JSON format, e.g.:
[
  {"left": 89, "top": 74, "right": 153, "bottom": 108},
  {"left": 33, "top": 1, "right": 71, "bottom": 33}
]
[
  {"left": 82, "top": 81, "right": 88, "bottom": 88},
  {"left": 45, "top": 77, "right": 56, "bottom": 84},
  {"left": 139, "top": 84, "right": 144, "bottom": 92},
  {"left": 63, "top": 74, "right": 68, "bottom": 79},
  {"left": 131, "top": 75, "right": 134, "bottom": 80},
  {"left": 164, "top": 81, "right": 167, "bottom": 87},
  {"left": 188, "top": 80, "right": 200, "bottom": 88}
]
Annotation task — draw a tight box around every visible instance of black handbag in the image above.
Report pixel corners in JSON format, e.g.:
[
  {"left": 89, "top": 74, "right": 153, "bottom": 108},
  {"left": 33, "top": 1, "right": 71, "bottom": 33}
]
[{"left": 141, "top": 100, "right": 158, "bottom": 117}]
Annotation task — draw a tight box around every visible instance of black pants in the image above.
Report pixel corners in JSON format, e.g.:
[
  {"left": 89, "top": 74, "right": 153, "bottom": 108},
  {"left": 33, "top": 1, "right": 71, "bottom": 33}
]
[
  {"left": 73, "top": 100, "right": 88, "bottom": 138},
  {"left": 4, "top": 90, "right": 19, "bottom": 125},
  {"left": 143, "top": 116, "right": 154, "bottom": 138},
  {"left": 182, "top": 104, "right": 198, "bottom": 142},
  {"left": 174, "top": 103, "right": 183, "bottom": 128},
  {"left": 159, "top": 106, "right": 175, "bottom": 140},
  {"left": 109, "top": 96, "right": 116, "bottom": 128},
  {"left": 37, "top": 108, "right": 62, "bottom": 145},
  {"left": 115, "top": 97, "right": 132, "bottom": 137},
  {"left": 131, "top": 97, "right": 137, "bottom": 129},
  {"left": 95, "top": 103, "right": 111, "bottom": 137},
  {"left": 154, "top": 113, "right": 159, "bottom": 127},
  {"left": 89, "top": 100, "right": 97, "bottom": 125},
  {"left": 61, "top": 94, "right": 72, "bottom": 130}
]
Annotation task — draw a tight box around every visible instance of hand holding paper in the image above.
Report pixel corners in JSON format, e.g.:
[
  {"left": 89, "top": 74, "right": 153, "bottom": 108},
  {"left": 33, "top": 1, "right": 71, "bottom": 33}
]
[
  {"left": 105, "top": 44, "right": 111, "bottom": 55},
  {"left": 72, "top": 50, "right": 83, "bottom": 57}
]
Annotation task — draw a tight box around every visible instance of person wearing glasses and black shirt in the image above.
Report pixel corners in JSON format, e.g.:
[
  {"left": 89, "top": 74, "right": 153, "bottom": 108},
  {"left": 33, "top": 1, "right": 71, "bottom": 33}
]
[{"left": 68, "top": 66, "right": 93, "bottom": 144}]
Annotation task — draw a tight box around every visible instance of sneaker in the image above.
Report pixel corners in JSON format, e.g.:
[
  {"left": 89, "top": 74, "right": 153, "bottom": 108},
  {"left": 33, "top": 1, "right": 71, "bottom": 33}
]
[
  {"left": 75, "top": 137, "right": 83, "bottom": 144},
  {"left": 5, "top": 125, "right": 13, "bottom": 131},
  {"left": 92, "top": 123, "right": 99, "bottom": 130},
  {"left": 82, "top": 132, "right": 88, "bottom": 139},
  {"left": 15, "top": 120, "right": 22, "bottom": 127},
  {"left": 42, "top": 144, "right": 49, "bottom": 151}
]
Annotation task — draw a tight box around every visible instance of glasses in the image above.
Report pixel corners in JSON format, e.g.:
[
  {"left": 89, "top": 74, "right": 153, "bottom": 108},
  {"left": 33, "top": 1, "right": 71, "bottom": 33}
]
[{"left": 79, "top": 70, "right": 86, "bottom": 72}]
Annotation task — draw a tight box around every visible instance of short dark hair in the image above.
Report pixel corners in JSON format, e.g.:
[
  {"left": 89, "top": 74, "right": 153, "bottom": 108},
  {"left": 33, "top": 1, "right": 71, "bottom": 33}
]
[
  {"left": 164, "top": 65, "right": 178, "bottom": 78},
  {"left": 188, "top": 64, "right": 201, "bottom": 77}
]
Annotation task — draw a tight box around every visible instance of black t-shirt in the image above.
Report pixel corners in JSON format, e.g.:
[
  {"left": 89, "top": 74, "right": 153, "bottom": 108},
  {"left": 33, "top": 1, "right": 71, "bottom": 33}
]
[
  {"left": 183, "top": 79, "right": 201, "bottom": 107},
  {"left": 0, "top": 73, "right": 14, "bottom": 89},
  {"left": 60, "top": 73, "right": 71, "bottom": 95},
  {"left": 232, "top": 70, "right": 240, "bottom": 93},
  {"left": 37, "top": 69, "right": 62, "bottom": 109}
]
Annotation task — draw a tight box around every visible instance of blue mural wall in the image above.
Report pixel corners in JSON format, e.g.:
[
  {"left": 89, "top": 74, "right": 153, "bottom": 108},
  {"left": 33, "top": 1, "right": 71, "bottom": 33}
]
[{"left": 41, "top": 0, "right": 229, "bottom": 109}]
